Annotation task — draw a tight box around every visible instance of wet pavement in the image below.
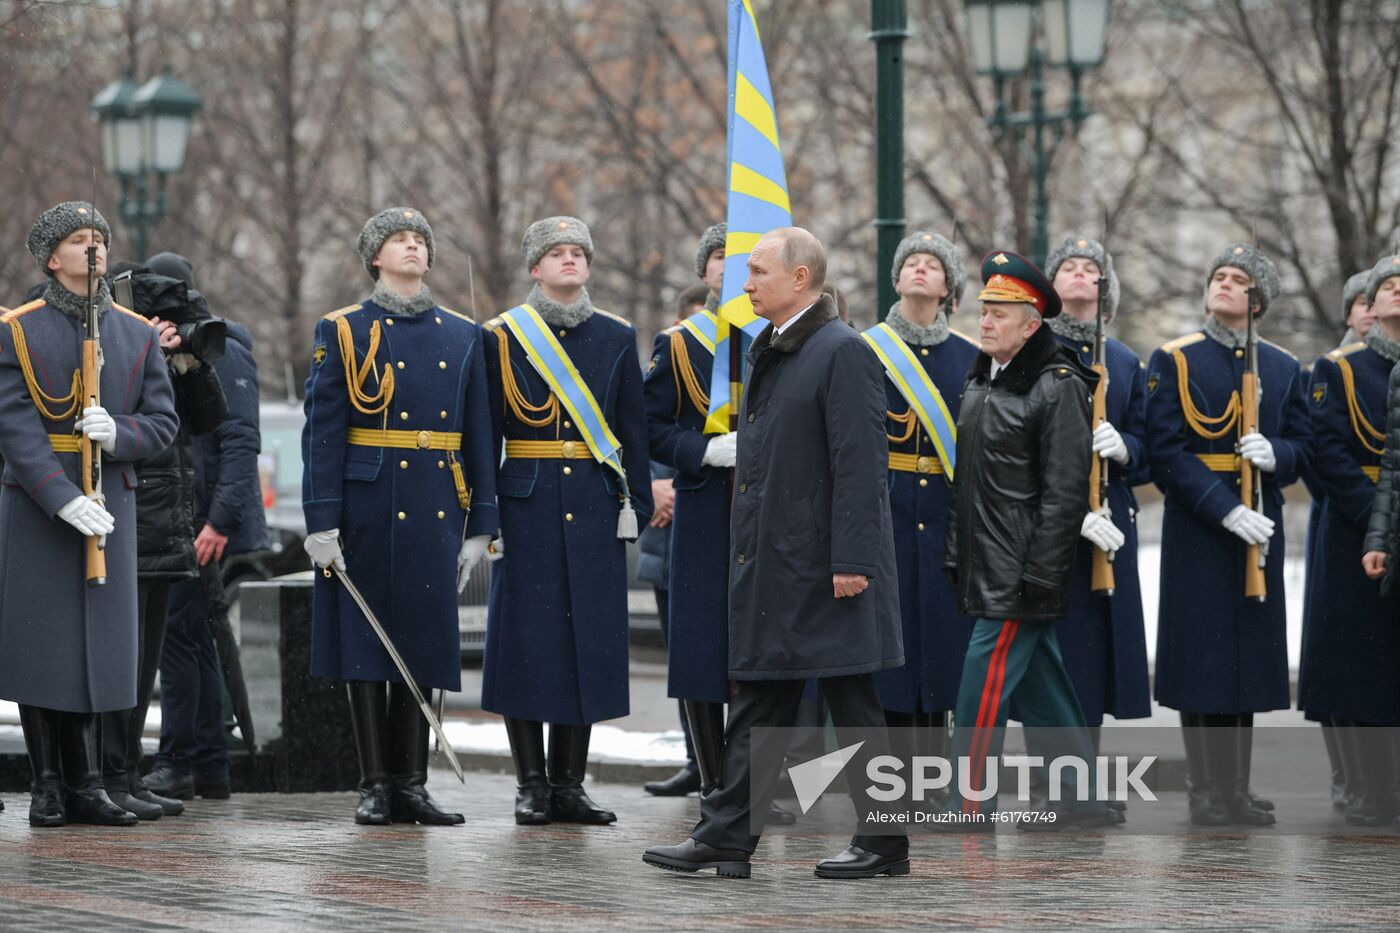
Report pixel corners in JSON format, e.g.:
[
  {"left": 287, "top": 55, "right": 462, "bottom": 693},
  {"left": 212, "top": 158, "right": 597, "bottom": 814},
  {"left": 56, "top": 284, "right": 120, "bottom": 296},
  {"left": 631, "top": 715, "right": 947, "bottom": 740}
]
[{"left": 2, "top": 772, "right": 1400, "bottom": 929}]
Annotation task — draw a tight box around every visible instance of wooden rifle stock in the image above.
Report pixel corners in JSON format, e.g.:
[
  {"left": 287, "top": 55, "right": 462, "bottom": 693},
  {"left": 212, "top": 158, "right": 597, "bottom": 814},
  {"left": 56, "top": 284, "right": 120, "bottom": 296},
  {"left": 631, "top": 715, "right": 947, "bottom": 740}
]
[
  {"left": 1241, "top": 286, "right": 1265, "bottom": 601},
  {"left": 1089, "top": 362, "right": 1115, "bottom": 594},
  {"left": 82, "top": 239, "right": 106, "bottom": 587}
]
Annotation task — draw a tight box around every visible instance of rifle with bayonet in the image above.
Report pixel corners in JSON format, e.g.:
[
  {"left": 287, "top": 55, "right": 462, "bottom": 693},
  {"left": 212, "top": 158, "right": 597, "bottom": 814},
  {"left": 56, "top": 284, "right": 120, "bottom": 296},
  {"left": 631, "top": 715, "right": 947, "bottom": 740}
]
[
  {"left": 1088, "top": 240, "right": 1114, "bottom": 595},
  {"left": 1241, "top": 284, "right": 1266, "bottom": 601},
  {"left": 82, "top": 200, "right": 106, "bottom": 587}
]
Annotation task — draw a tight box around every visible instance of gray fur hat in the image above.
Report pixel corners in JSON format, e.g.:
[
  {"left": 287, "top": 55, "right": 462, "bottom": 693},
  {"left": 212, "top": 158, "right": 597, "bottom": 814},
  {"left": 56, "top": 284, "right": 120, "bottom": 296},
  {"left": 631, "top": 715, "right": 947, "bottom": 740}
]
[
  {"left": 1342, "top": 270, "right": 1371, "bottom": 324},
  {"left": 695, "top": 222, "right": 726, "bottom": 279},
  {"left": 1045, "top": 234, "right": 1121, "bottom": 320},
  {"left": 27, "top": 201, "right": 112, "bottom": 274},
  {"left": 1365, "top": 254, "right": 1400, "bottom": 304},
  {"left": 522, "top": 216, "right": 593, "bottom": 270},
  {"left": 357, "top": 207, "right": 435, "bottom": 280},
  {"left": 891, "top": 231, "right": 964, "bottom": 310},
  {"left": 1206, "top": 243, "right": 1280, "bottom": 313}
]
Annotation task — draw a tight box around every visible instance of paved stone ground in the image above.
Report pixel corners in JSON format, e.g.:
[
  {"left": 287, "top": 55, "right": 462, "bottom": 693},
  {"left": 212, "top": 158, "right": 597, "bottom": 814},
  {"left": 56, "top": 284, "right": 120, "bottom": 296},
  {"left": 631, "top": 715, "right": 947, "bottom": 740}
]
[{"left": 2, "top": 773, "right": 1400, "bottom": 930}]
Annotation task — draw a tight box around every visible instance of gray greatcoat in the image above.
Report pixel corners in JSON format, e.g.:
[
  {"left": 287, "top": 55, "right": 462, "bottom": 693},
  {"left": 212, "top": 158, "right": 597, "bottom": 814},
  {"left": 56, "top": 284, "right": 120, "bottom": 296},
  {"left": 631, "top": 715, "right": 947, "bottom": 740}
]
[
  {"left": 728, "top": 295, "right": 904, "bottom": 679},
  {"left": 0, "top": 298, "right": 177, "bottom": 712}
]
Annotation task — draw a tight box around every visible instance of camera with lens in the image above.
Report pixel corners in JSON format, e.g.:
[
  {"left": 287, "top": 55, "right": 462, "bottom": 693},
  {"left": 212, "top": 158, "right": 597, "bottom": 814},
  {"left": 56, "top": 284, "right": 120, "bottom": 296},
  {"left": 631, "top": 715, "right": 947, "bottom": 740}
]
[{"left": 109, "top": 262, "right": 227, "bottom": 362}]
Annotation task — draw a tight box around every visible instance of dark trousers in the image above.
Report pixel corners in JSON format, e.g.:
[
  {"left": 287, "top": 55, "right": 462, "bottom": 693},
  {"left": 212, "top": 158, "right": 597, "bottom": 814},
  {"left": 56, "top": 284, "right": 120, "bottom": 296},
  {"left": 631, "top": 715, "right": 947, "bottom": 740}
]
[
  {"left": 691, "top": 673, "right": 906, "bottom": 857},
  {"left": 156, "top": 575, "right": 228, "bottom": 774},
  {"left": 951, "top": 617, "right": 1096, "bottom": 814},
  {"left": 102, "top": 579, "right": 171, "bottom": 787}
]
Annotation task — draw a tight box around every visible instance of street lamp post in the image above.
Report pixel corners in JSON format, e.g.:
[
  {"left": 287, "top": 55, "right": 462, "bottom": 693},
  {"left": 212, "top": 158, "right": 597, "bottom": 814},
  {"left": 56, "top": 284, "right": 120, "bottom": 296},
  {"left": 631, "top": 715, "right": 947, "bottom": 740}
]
[
  {"left": 871, "top": 0, "right": 911, "bottom": 317},
  {"left": 963, "top": 0, "right": 1109, "bottom": 268},
  {"left": 91, "top": 67, "right": 202, "bottom": 262}
]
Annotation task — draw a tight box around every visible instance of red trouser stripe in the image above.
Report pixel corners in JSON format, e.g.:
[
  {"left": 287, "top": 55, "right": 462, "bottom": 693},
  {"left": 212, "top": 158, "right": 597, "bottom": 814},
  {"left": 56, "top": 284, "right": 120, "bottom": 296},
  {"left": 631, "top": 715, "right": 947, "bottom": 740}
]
[{"left": 963, "top": 619, "right": 1020, "bottom": 814}]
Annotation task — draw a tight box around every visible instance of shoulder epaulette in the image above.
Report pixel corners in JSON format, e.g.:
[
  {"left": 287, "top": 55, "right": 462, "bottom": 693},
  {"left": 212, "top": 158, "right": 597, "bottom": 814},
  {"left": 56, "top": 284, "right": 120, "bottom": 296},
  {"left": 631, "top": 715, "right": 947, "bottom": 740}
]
[
  {"left": 1161, "top": 332, "right": 1206, "bottom": 353},
  {"left": 1261, "top": 338, "right": 1298, "bottom": 360},
  {"left": 483, "top": 315, "right": 504, "bottom": 331},
  {"left": 1, "top": 299, "right": 45, "bottom": 323},
  {"left": 321, "top": 303, "right": 363, "bottom": 322},
  {"left": 660, "top": 322, "right": 684, "bottom": 336},
  {"left": 592, "top": 307, "right": 633, "bottom": 327},
  {"left": 111, "top": 302, "right": 150, "bottom": 324},
  {"left": 438, "top": 306, "right": 476, "bottom": 324},
  {"left": 1326, "top": 341, "right": 1366, "bottom": 361}
]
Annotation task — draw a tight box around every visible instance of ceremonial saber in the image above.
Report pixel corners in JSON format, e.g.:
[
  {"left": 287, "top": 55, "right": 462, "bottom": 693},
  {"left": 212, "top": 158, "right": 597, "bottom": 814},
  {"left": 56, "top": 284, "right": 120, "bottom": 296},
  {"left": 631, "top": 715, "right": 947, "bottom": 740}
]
[{"left": 328, "top": 565, "right": 465, "bottom": 783}]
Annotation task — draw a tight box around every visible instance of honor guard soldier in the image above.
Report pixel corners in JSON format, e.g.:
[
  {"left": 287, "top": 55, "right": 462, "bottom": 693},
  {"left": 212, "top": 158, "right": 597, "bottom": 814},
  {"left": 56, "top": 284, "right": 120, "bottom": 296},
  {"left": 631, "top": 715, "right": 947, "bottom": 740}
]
[
  {"left": 0, "top": 202, "right": 178, "bottom": 826},
  {"left": 642, "top": 223, "right": 795, "bottom": 825},
  {"left": 302, "top": 208, "right": 499, "bottom": 826},
  {"left": 861, "top": 232, "right": 977, "bottom": 766},
  {"left": 1311, "top": 255, "right": 1400, "bottom": 826},
  {"left": 481, "top": 216, "right": 652, "bottom": 826},
  {"left": 1145, "top": 243, "right": 1312, "bottom": 826},
  {"left": 1039, "top": 237, "right": 1152, "bottom": 783}
]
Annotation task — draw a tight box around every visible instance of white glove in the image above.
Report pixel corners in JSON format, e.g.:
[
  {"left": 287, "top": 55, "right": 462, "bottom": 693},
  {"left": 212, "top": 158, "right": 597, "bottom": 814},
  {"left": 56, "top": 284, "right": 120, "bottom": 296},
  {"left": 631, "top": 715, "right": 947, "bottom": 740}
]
[
  {"left": 457, "top": 535, "right": 491, "bottom": 593},
  {"left": 485, "top": 536, "right": 505, "bottom": 562},
  {"left": 1222, "top": 505, "right": 1275, "bottom": 545},
  {"left": 76, "top": 405, "right": 117, "bottom": 454},
  {"left": 57, "top": 495, "right": 114, "bottom": 536},
  {"left": 701, "top": 432, "right": 737, "bottom": 468},
  {"left": 1239, "top": 432, "right": 1276, "bottom": 473},
  {"left": 1092, "top": 421, "right": 1130, "bottom": 465},
  {"left": 1080, "top": 509, "right": 1125, "bottom": 555},
  {"left": 304, "top": 528, "right": 345, "bottom": 572}
]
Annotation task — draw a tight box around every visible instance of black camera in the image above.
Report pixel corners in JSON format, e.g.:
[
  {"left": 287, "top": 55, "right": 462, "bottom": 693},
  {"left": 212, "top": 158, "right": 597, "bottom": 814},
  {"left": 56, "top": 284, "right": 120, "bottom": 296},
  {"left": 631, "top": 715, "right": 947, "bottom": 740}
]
[{"left": 109, "top": 263, "right": 227, "bottom": 362}]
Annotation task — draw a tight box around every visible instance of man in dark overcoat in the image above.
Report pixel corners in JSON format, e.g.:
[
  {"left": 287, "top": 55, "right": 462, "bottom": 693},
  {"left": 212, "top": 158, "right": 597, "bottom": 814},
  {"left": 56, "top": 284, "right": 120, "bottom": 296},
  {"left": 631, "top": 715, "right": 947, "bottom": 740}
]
[
  {"left": 644, "top": 227, "right": 908, "bottom": 880},
  {"left": 480, "top": 216, "right": 652, "bottom": 827},
  {"left": 302, "top": 207, "right": 499, "bottom": 825},
  {"left": 0, "top": 202, "right": 178, "bottom": 826},
  {"left": 1145, "top": 243, "right": 1311, "bottom": 826}
]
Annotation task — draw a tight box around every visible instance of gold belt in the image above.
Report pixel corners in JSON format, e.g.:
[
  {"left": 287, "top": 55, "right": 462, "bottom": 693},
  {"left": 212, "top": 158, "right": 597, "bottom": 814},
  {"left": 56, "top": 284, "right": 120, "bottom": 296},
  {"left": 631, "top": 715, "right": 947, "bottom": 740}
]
[
  {"left": 1196, "top": 453, "right": 1241, "bottom": 473},
  {"left": 505, "top": 439, "right": 594, "bottom": 460},
  {"left": 49, "top": 435, "right": 81, "bottom": 453},
  {"left": 1364, "top": 465, "right": 1380, "bottom": 483},
  {"left": 888, "top": 452, "right": 944, "bottom": 475},
  {"left": 346, "top": 427, "right": 462, "bottom": 451}
]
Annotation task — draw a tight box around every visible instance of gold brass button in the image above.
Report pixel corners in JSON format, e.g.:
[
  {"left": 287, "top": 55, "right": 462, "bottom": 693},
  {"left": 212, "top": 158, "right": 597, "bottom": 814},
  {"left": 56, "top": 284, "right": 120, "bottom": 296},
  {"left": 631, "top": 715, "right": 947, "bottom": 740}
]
[
  {"left": 565, "top": 512, "right": 574, "bottom": 522},
  {"left": 435, "top": 317, "right": 442, "bottom": 325},
  {"left": 559, "top": 329, "right": 567, "bottom": 338},
  {"left": 918, "top": 522, "right": 926, "bottom": 531},
  {"left": 1082, "top": 344, "right": 1091, "bottom": 353},
  {"left": 399, "top": 460, "right": 408, "bottom": 469},
  {"left": 439, "top": 361, "right": 447, "bottom": 369},
  {"left": 385, "top": 319, "right": 394, "bottom": 326},
  {"left": 920, "top": 348, "right": 929, "bottom": 357},
  {"left": 563, "top": 420, "right": 572, "bottom": 429},
  {"left": 440, "top": 410, "right": 448, "bottom": 420},
  {"left": 563, "top": 466, "right": 572, "bottom": 475},
  {"left": 1235, "top": 349, "right": 1244, "bottom": 358},
  {"left": 437, "top": 460, "right": 445, "bottom": 469},
  {"left": 416, "top": 431, "right": 431, "bottom": 449},
  {"left": 437, "top": 511, "right": 445, "bottom": 519},
  {"left": 397, "top": 511, "right": 406, "bottom": 520},
  {"left": 396, "top": 361, "right": 405, "bottom": 370},
  {"left": 919, "top": 478, "right": 929, "bottom": 487},
  {"left": 917, "top": 456, "right": 934, "bottom": 473},
  {"left": 400, "top": 411, "right": 409, "bottom": 421},
  {"left": 561, "top": 440, "right": 579, "bottom": 458}
]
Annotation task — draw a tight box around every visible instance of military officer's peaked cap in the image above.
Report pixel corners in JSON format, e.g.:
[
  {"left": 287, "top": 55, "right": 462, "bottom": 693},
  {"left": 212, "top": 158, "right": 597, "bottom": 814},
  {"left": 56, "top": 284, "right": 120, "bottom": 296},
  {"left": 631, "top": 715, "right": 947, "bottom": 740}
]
[
  {"left": 977, "top": 249, "right": 1061, "bottom": 318},
  {"left": 27, "top": 201, "right": 112, "bottom": 273},
  {"left": 523, "top": 216, "right": 594, "bottom": 270},
  {"left": 357, "top": 207, "right": 435, "bottom": 280}
]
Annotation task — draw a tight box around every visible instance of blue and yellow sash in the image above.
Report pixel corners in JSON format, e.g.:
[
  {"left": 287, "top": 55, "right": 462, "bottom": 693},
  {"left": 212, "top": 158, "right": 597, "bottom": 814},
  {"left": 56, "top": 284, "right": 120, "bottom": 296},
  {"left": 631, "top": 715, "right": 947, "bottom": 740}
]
[
  {"left": 679, "top": 310, "right": 718, "bottom": 356},
  {"left": 862, "top": 323, "right": 957, "bottom": 479},
  {"left": 500, "top": 305, "right": 628, "bottom": 486}
]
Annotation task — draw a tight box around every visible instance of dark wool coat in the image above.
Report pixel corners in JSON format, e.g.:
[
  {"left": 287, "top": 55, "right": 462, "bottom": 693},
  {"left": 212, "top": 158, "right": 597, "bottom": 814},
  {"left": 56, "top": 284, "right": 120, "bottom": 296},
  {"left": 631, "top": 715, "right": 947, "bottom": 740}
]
[
  {"left": 0, "top": 299, "right": 177, "bottom": 712},
  {"left": 944, "top": 323, "right": 1099, "bottom": 621},
  {"left": 1145, "top": 329, "right": 1311, "bottom": 714},
  {"left": 727, "top": 296, "right": 903, "bottom": 680},
  {"left": 1299, "top": 344, "right": 1400, "bottom": 722},
  {"left": 192, "top": 322, "right": 268, "bottom": 558},
  {"left": 1364, "top": 357, "right": 1400, "bottom": 592},
  {"left": 644, "top": 321, "right": 732, "bottom": 703},
  {"left": 479, "top": 306, "right": 652, "bottom": 724},
  {"left": 303, "top": 300, "right": 499, "bottom": 692}
]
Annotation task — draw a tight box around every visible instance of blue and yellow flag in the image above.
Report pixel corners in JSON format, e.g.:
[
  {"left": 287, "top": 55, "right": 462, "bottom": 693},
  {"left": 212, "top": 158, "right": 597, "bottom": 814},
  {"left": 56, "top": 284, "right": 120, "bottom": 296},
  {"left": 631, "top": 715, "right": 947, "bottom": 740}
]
[{"left": 705, "top": 0, "right": 793, "bottom": 434}]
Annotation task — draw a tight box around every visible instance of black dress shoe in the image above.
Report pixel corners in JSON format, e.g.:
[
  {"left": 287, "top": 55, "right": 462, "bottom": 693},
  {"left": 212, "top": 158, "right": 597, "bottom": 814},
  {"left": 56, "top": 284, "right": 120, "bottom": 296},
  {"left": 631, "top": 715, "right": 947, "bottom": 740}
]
[
  {"left": 66, "top": 788, "right": 138, "bottom": 826},
  {"left": 106, "top": 789, "right": 164, "bottom": 821},
  {"left": 391, "top": 782, "right": 464, "bottom": 825},
  {"left": 643, "top": 838, "right": 751, "bottom": 878},
  {"left": 765, "top": 802, "right": 798, "bottom": 826},
  {"left": 644, "top": 766, "right": 701, "bottom": 797},
  {"left": 194, "top": 770, "right": 232, "bottom": 800},
  {"left": 551, "top": 785, "right": 617, "bottom": 825},
  {"left": 28, "top": 782, "right": 65, "bottom": 828},
  {"left": 515, "top": 782, "right": 552, "bottom": 825},
  {"left": 813, "top": 845, "right": 910, "bottom": 879},
  {"left": 1228, "top": 794, "right": 1276, "bottom": 827},
  {"left": 355, "top": 779, "right": 392, "bottom": 825},
  {"left": 130, "top": 780, "right": 184, "bottom": 817},
  {"left": 143, "top": 763, "right": 195, "bottom": 801}
]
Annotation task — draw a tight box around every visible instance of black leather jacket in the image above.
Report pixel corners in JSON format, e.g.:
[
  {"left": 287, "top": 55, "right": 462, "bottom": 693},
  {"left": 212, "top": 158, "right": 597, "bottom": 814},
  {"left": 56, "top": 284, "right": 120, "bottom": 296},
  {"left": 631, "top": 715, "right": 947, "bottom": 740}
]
[
  {"left": 1363, "top": 359, "right": 1400, "bottom": 594},
  {"left": 944, "top": 323, "right": 1098, "bottom": 620}
]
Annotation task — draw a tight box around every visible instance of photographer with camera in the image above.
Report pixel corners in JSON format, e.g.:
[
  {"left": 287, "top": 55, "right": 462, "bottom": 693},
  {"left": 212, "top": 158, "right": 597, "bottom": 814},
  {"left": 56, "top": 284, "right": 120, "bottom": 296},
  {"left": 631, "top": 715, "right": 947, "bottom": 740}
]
[{"left": 100, "top": 251, "right": 229, "bottom": 820}]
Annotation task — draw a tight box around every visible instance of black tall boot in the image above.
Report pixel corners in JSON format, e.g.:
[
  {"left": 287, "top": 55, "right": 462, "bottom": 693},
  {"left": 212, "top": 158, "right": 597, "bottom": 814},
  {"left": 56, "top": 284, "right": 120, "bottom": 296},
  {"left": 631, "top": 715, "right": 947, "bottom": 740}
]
[
  {"left": 1224, "top": 715, "right": 1273, "bottom": 826},
  {"left": 387, "top": 685, "right": 463, "bottom": 825},
  {"left": 1183, "top": 713, "right": 1227, "bottom": 826},
  {"left": 346, "top": 681, "right": 392, "bottom": 825},
  {"left": 1322, "top": 719, "right": 1349, "bottom": 810},
  {"left": 504, "top": 717, "right": 550, "bottom": 825},
  {"left": 548, "top": 724, "right": 616, "bottom": 825},
  {"left": 686, "top": 700, "right": 726, "bottom": 794},
  {"left": 1234, "top": 713, "right": 1274, "bottom": 812},
  {"left": 1345, "top": 722, "right": 1397, "bottom": 827},
  {"left": 60, "top": 713, "right": 137, "bottom": 826},
  {"left": 19, "top": 705, "right": 65, "bottom": 827}
]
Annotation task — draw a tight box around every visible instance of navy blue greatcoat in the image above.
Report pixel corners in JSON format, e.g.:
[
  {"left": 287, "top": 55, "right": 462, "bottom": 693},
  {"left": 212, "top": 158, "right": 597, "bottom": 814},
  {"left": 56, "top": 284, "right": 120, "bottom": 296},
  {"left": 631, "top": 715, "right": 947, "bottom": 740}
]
[
  {"left": 1298, "top": 343, "right": 1400, "bottom": 723},
  {"left": 1145, "top": 329, "right": 1312, "bottom": 714},
  {"left": 1046, "top": 331, "right": 1152, "bottom": 725},
  {"left": 302, "top": 300, "right": 499, "bottom": 692},
  {"left": 0, "top": 298, "right": 177, "bottom": 712},
  {"left": 869, "top": 327, "right": 979, "bottom": 714},
  {"left": 480, "top": 307, "right": 652, "bottom": 725},
  {"left": 644, "top": 319, "right": 730, "bottom": 704}
]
